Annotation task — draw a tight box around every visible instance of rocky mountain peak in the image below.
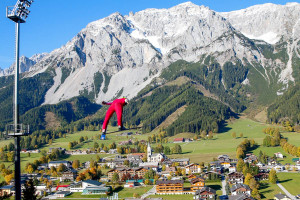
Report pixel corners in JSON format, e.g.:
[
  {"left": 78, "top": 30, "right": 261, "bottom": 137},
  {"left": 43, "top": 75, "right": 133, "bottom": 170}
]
[{"left": 220, "top": 2, "right": 300, "bottom": 44}]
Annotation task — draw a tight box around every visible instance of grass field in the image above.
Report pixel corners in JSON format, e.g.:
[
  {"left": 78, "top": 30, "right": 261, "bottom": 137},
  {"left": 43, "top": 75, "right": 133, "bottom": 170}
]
[
  {"left": 259, "top": 181, "right": 284, "bottom": 199},
  {"left": 277, "top": 173, "right": 300, "bottom": 196},
  {"left": 149, "top": 194, "right": 194, "bottom": 200},
  {"left": 281, "top": 131, "right": 300, "bottom": 146},
  {"left": 117, "top": 186, "right": 152, "bottom": 198},
  {"left": 167, "top": 118, "right": 270, "bottom": 163},
  {"left": 64, "top": 192, "right": 105, "bottom": 199},
  {"left": 0, "top": 138, "right": 13, "bottom": 148},
  {"left": 166, "top": 118, "right": 300, "bottom": 164}
]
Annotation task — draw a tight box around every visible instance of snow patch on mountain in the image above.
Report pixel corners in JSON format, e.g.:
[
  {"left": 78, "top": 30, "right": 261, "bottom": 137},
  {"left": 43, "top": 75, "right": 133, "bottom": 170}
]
[{"left": 242, "top": 31, "right": 279, "bottom": 44}]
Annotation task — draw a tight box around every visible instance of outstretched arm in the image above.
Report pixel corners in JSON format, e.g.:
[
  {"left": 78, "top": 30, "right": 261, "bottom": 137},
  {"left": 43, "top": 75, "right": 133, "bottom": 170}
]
[{"left": 102, "top": 101, "right": 112, "bottom": 105}]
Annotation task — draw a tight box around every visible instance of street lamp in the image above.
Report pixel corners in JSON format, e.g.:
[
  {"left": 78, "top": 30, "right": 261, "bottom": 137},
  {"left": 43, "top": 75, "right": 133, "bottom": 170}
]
[{"left": 6, "top": 1, "right": 33, "bottom": 200}]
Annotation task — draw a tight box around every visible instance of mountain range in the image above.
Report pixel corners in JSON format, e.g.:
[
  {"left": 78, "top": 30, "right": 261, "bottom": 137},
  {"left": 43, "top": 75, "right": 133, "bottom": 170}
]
[{"left": 1, "top": 2, "right": 300, "bottom": 131}]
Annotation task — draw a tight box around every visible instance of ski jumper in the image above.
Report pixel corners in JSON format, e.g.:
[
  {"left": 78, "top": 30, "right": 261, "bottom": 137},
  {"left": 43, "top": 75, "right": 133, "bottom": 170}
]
[{"left": 102, "top": 98, "right": 127, "bottom": 132}]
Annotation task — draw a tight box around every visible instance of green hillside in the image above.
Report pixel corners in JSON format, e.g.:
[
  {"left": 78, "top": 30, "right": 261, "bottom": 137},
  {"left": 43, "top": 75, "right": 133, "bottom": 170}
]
[
  {"left": 0, "top": 70, "right": 55, "bottom": 131},
  {"left": 123, "top": 83, "right": 232, "bottom": 135},
  {"left": 21, "top": 96, "right": 101, "bottom": 131},
  {"left": 267, "top": 83, "right": 300, "bottom": 124}
]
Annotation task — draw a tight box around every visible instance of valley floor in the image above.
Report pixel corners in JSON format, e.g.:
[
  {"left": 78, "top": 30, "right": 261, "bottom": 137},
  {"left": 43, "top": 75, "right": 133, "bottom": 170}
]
[{"left": 1, "top": 117, "right": 300, "bottom": 199}]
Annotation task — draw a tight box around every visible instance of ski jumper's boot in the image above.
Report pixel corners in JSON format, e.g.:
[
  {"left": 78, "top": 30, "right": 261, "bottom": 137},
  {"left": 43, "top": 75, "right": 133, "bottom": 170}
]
[{"left": 101, "top": 129, "right": 106, "bottom": 140}]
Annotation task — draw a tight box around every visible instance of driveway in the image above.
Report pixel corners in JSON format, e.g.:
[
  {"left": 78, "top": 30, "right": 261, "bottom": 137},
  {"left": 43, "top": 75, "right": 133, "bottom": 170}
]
[
  {"left": 141, "top": 185, "right": 156, "bottom": 199},
  {"left": 277, "top": 182, "right": 296, "bottom": 200}
]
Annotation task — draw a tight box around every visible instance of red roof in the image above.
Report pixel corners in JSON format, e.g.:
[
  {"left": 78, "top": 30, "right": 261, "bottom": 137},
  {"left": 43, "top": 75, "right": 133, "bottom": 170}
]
[
  {"left": 131, "top": 153, "right": 145, "bottom": 156},
  {"left": 56, "top": 185, "right": 70, "bottom": 191},
  {"left": 173, "top": 138, "right": 184, "bottom": 142}
]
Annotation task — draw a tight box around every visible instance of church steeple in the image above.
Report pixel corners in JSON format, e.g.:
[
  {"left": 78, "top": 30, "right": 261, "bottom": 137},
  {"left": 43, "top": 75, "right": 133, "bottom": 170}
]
[{"left": 147, "top": 142, "right": 152, "bottom": 162}]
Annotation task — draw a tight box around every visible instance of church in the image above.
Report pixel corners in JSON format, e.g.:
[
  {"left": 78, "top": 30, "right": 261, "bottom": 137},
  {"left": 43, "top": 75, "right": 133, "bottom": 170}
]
[{"left": 147, "top": 143, "right": 166, "bottom": 163}]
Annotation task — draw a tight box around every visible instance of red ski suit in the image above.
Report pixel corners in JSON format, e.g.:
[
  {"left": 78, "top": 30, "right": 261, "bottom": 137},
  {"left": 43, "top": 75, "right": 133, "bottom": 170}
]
[{"left": 102, "top": 98, "right": 127, "bottom": 131}]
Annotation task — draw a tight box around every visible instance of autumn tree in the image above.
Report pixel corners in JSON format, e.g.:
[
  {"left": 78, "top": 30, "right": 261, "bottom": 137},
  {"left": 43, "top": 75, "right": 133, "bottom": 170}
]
[
  {"left": 208, "top": 132, "right": 213, "bottom": 139},
  {"left": 236, "top": 159, "right": 245, "bottom": 172},
  {"left": 57, "top": 163, "right": 67, "bottom": 172},
  {"left": 232, "top": 132, "right": 236, "bottom": 138},
  {"left": 112, "top": 172, "right": 119, "bottom": 183},
  {"left": 26, "top": 164, "right": 34, "bottom": 174},
  {"left": 4, "top": 174, "right": 14, "bottom": 184},
  {"left": 236, "top": 147, "right": 245, "bottom": 159},
  {"left": 72, "top": 160, "right": 80, "bottom": 169},
  {"left": 269, "top": 168, "right": 277, "bottom": 184},
  {"left": 244, "top": 173, "right": 253, "bottom": 185}
]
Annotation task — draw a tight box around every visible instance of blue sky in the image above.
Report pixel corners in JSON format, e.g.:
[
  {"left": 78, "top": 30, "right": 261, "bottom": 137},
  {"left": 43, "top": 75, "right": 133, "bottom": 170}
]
[{"left": 0, "top": 0, "right": 299, "bottom": 69}]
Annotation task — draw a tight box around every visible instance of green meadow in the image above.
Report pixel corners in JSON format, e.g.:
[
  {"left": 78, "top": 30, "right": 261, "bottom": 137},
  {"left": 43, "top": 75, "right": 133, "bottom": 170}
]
[{"left": 277, "top": 173, "right": 300, "bottom": 196}]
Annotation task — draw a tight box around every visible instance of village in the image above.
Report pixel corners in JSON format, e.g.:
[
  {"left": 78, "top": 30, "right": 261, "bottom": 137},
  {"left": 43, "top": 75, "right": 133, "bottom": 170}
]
[{"left": 1, "top": 137, "right": 300, "bottom": 200}]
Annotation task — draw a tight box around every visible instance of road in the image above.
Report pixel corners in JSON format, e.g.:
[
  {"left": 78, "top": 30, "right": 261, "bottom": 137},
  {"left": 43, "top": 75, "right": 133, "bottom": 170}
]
[
  {"left": 221, "top": 175, "right": 226, "bottom": 195},
  {"left": 277, "top": 182, "right": 296, "bottom": 200},
  {"left": 141, "top": 185, "right": 156, "bottom": 199}
]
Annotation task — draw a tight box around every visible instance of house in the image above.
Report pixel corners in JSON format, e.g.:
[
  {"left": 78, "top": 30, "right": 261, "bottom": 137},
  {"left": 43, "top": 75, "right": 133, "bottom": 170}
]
[
  {"left": 190, "top": 177, "right": 205, "bottom": 191},
  {"left": 230, "top": 184, "right": 251, "bottom": 196},
  {"left": 229, "top": 165, "right": 236, "bottom": 173},
  {"left": 218, "top": 155, "right": 230, "bottom": 162},
  {"left": 135, "top": 168, "right": 148, "bottom": 178},
  {"left": 274, "top": 193, "right": 291, "bottom": 200},
  {"left": 228, "top": 194, "right": 255, "bottom": 200},
  {"left": 274, "top": 152, "right": 284, "bottom": 159},
  {"left": 170, "top": 158, "right": 190, "bottom": 166},
  {"left": 161, "top": 166, "right": 176, "bottom": 177},
  {"left": 243, "top": 154, "right": 258, "bottom": 164},
  {"left": 173, "top": 138, "right": 185, "bottom": 143},
  {"left": 254, "top": 173, "right": 269, "bottom": 181},
  {"left": 0, "top": 185, "right": 15, "bottom": 196},
  {"left": 228, "top": 172, "right": 244, "bottom": 184},
  {"left": 107, "top": 168, "right": 126, "bottom": 181},
  {"left": 70, "top": 180, "right": 104, "bottom": 192},
  {"left": 268, "top": 158, "right": 279, "bottom": 166},
  {"left": 210, "top": 161, "right": 222, "bottom": 171},
  {"left": 60, "top": 169, "right": 77, "bottom": 182},
  {"left": 256, "top": 162, "right": 264, "bottom": 168},
  {"left": 82, "top": 186, "right": 110, "bottom": 195},
  {"left": 107, "top": 167, "right": 149, "bottom": 181},
  {"left": 48, "top": 161, "right": 70, "bottom": 168},
  {"left": 127, "top": 154, "right": 143, "bottom": 161},
  {"left": 139, "top": 162, "right": 159, "bottom": 171},
  {"left": 185, "top": 163, "right": 202, "bottom": 174},
  {"left": 156, "top": 180, "right": 184, "bottom": 194},
  {"left": 220, "top": 162, "right": 231, "bottom": 169},
  {"left": 193, "top": 187, "right": 216, "bottom": 199},
  {"left": 108, "top": 149, "right": 117, "bottom": 154},
  {"left": 54, "top": 191, "right": 71, "bottom": 198},
  {"left": 21, "top": 149, "right": 40, "bottom": 153}
]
